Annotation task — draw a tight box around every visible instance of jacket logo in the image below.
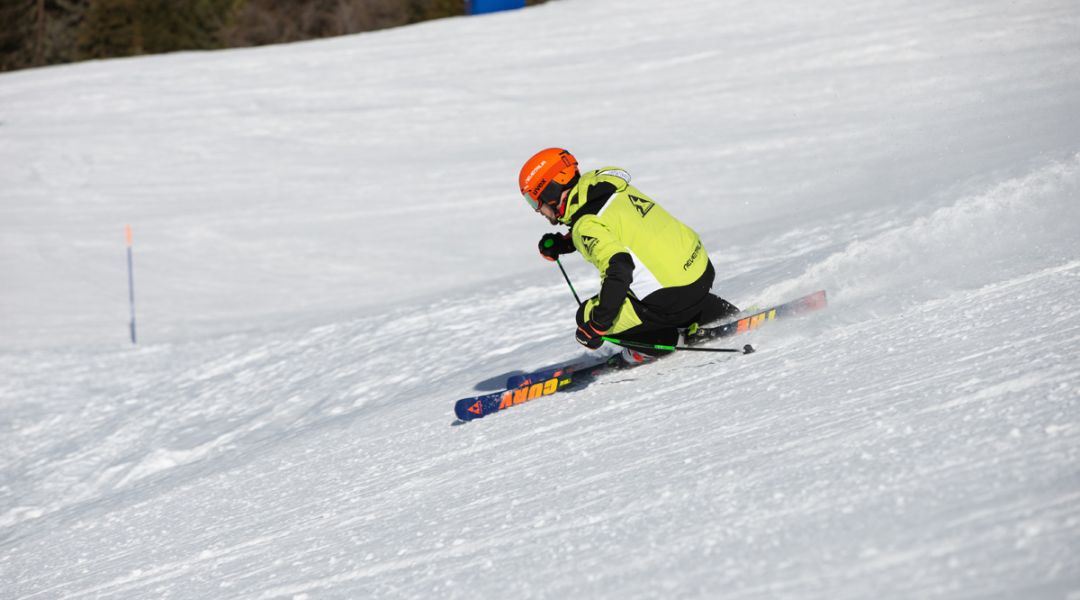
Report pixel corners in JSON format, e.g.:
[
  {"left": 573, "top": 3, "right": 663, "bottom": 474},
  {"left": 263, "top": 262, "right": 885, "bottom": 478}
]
[
  {"left": 580, "top": 235, "right": 599, "bottom": 256},
  {"left": 628, "top": 194, "right": 654, "bottom": 217},
  {"left": 683, "top": 241, "right": 703, "bottom": 270}
]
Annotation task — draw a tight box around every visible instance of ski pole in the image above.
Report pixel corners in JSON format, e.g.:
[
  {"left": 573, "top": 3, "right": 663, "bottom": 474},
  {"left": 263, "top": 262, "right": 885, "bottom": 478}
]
[
  {"left": 602, "top": 336, "right": 755, "bottom": 354},
  {"left": 554, "top": 258, "right": 582, "bottom": 306}
]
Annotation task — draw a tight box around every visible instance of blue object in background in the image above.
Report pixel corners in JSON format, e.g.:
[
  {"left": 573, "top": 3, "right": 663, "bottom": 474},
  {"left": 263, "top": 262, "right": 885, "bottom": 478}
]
[{"left": 468, "top": 0, "right": 526, "bottom": 15}]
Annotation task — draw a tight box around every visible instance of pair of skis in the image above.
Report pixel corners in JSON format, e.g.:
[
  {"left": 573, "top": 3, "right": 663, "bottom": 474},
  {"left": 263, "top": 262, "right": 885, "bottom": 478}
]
[{"left": 453, "top": 290, "right": 827, "bottom": 423}]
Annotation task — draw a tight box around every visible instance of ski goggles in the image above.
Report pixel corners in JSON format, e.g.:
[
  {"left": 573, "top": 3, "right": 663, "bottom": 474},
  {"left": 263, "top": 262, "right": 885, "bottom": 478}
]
[
  {"left": 522, "top": 181, "right": 564, "bottom": 212},
  {"left": 523, "top": 192, "right": 541, "bottom": 211}
]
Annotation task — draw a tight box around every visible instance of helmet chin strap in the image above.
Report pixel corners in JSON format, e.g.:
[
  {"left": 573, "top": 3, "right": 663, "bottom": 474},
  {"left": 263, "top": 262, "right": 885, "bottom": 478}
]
[
  {"left": 540, "top": 195, "right": 569, "bottom": 225},
  {"left": 554, "top": 190, "right": 572, "bottom": 223},
  {"left": 550, "top": 200, "right": 568, "bottom": 225}
]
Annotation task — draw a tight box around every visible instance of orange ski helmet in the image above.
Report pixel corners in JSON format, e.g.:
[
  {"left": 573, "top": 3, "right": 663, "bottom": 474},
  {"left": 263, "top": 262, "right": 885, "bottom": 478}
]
[{"left": 519, "top": 148, "right": 579, "bottom": 214}]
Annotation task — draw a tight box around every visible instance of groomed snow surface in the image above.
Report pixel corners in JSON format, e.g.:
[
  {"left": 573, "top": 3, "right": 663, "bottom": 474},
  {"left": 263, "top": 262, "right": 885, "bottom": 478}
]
[{"left": 2, "top": 0, "right": 1080, "bottom": 598}]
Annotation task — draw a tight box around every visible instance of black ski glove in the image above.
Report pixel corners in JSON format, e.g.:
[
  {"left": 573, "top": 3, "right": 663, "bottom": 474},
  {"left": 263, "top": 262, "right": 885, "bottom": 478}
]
[
  {"left": 538, "top": 232, "right": 575, "bottom": 262},
  {"left": 575, "top": 319, "right": 609, "bottom": 350}
]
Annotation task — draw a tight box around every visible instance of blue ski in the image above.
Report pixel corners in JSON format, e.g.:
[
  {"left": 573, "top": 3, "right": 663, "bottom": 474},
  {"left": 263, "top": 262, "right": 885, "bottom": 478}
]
[{"left": 454, "top": 358, "right": 617, "bottom": 422}]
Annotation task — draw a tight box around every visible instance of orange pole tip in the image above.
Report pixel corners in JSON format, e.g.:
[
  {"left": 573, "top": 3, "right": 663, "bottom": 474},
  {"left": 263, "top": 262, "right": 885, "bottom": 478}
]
[{"left": 125, "top": 225, "right": 133, "bottom": 247}]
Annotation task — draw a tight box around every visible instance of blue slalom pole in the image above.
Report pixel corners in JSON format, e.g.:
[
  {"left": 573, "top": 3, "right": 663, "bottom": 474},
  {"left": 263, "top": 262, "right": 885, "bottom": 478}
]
[{"left": 126, "top": 225, "right": 136, "bottom": 344}]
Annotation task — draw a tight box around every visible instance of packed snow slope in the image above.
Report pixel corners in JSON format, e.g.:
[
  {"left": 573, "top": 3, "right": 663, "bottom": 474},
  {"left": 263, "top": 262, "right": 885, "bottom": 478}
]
[{"left": 2, "top": 0, "right": 1079, "bottom": 598}]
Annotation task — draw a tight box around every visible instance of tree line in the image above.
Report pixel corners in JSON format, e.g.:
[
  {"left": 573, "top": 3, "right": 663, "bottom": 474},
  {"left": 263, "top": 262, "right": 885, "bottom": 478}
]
[{"left": 1, "top": 0, "right": 541, "bottom": 72}]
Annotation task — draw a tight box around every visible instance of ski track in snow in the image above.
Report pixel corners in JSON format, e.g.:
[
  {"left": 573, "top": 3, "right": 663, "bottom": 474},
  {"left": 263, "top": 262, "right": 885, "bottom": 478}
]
[
  {"left": 3, "top": 172, "right": 1079, "bottom": 598},
  {"left": 3, "top": 0, "right": 1080, "bottom": 597}
]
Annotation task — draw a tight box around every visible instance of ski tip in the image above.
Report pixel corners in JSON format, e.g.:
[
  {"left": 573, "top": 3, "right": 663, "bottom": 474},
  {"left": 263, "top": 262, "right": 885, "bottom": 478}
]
[{"left": 743, "top": 344, "right": 755, "bottom": 354}]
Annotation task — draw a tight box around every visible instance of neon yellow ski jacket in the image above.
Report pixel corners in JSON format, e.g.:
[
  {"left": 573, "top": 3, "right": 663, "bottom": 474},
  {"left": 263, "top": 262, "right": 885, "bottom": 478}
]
[{"left": 561, "top": 168, "right": 709, "bottom": 329}]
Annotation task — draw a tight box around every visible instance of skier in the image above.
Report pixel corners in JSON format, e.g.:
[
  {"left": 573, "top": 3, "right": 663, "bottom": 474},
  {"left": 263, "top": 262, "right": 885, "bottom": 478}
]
[{"left": 518, "top": 147, "right": 740, "bottom": 364}]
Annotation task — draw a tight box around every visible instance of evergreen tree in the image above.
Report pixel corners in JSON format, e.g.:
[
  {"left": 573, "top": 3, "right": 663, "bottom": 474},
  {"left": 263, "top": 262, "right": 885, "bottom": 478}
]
[
  {"left": 1, "top": 0, "right": 546, "bottom": 72},
  {"left": 42, "top": 0, "right": 90, "bottom": 64},
  {"left": 0, "top": 0, "right": 36, "bottom": 70},
  {"left": 408, "top": 0, "right": 464, "bottom": 24},
  {"left": 78, "top": 0, "right": 139, "bottom": 59},
  {"left": 138, "top": 0, "right": 239, "bottom": 53}
]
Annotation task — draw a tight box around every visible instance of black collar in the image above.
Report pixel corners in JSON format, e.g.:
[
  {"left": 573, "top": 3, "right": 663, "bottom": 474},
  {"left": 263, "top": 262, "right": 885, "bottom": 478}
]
[{"left": 568, "top": 182, "right": 617, "bottom": 229}]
